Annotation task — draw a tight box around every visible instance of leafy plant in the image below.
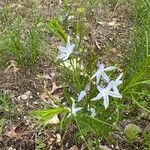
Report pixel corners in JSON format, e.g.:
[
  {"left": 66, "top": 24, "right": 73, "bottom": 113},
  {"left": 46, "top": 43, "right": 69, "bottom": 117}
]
[
  {"left": 31, "top": 14, "right": 124, "bottom": 149},
  {"left": 29, "top": 0, "right": 150, "bottom": 149},
  {"left": 124, "top": 123, "right": 141, "bottom": 143}
]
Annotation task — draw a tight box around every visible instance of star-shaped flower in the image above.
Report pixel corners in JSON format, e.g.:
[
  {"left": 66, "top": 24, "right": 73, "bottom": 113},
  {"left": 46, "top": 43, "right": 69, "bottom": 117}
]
[
  {"left": 91, "top": 83, "right": 122, "bottom": 109},
  {"left": 78, "top": 90, "right": 86, "bottom": 102},
  {"left": 91, "top": 63, "right": 116, "bottom": 84},
  {"left": 57, "top": 35, "right": 75, "bottom": 61},
  {"left": 109, "top": 73, "right": 123, "bottom": 93},
  {"left": 68, "top": 98, "right": 82, "bottom": 117}
]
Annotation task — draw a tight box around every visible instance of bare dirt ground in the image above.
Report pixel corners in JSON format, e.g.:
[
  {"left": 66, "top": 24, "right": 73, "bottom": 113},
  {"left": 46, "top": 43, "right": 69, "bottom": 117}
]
[{"left": 0, "top": 1, "right": 148, "bottom": 150}]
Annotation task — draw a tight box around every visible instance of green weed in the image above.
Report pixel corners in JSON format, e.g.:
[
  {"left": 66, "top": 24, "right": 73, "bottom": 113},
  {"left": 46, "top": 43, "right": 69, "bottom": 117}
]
[{"left": 0, "top": 28, "right": 42, "bottom": 69}]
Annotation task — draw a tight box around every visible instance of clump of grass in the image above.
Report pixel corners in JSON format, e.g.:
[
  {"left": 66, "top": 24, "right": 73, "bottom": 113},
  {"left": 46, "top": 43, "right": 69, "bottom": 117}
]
[
  {"left": 0, "top": 27, "right": 42, "bottom": 70},
  {"left": 0, "top": 91, "right": 20, "bottom": 120},
  {"left": 122, "top": 0, "right": 150, "bottom": 113},
  {"left": 143, "top": 129, "right": 150, "bottom": 149}
]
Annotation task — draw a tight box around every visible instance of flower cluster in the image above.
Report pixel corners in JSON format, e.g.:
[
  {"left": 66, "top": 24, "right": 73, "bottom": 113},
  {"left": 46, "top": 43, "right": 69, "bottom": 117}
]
[{"left": 57, "top": 35, "right": 123, "bottom": 117}]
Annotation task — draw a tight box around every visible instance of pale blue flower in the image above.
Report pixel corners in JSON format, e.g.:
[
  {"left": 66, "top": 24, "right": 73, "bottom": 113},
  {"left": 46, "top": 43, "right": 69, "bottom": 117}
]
[
  {"left": 57, "top": 35, "right": 75, "bottom": 61},
  {"left": 109, "top": 73, "right": 123, "bottom": 93},
  {"left": 91, "top": 63, "right": 116, "bottom": 84},
  {"left": 92, "top": 83, "right": 122, "bottom": 109},
  {"left": 78, "top": 90, "right": 86, "bottom": 102},
  {"left": 68, "top": 98, "right": 82, "bottom": 117}
]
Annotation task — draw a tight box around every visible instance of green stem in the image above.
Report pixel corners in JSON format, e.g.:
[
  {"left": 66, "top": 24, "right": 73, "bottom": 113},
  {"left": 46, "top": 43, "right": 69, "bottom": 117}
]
[
  {"left": 74, "top": 117, "right": 91, "bottom": 150},
  {"left": 131, "top": 94, "right": 150, "bottom": 113}
]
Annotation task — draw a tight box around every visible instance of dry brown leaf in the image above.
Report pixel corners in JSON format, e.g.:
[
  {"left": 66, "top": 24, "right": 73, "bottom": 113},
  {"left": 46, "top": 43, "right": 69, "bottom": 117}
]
[
  {"left": 5, "top": 122, "right": 28, "bottom": 139},
  {"left": 39, "top": 91, "right": 60, "bottom": 107},
  {"left": 95, "top": 40, "right": 101, "bottom": 50},
  {"left": 101, "top": 146, "right": 112, "bottom": 150},
  {"left": 50, "top": 70, "right": 56, "bottom": 78},
  {"left": 50, "top": 81, "right": 62, "bottom": 94},
  {"left": 5, "top": 60, "right": 19, "bottom": 73},
  {"left": 69, "top": 145, "right": 79, "bottom": 150},
  {"left": 17, "top": 91, "right": 32, "bottom": 100},
  {"left": 37, "top": 73, "right": 52, "bottom": 80},
  {"left": 39, "top": 91, "right": 49, "bottom": 101},
  {"left": 5, "top": 126, "right": 17, "bottom": 138}
]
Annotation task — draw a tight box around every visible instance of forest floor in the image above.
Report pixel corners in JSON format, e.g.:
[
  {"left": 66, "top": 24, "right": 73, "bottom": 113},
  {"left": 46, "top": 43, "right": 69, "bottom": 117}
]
[{"left": 0, "top": 0, "right": 149, "bottom": 150}]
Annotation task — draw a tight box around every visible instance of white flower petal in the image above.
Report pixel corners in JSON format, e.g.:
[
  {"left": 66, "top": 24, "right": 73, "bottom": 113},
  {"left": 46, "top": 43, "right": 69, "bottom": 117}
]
[
  {"left": 104, "top": 66, "right": 116, "bottom": 71},
  {"left": 98, "top": 63, "right": 104, "bottom": 69},
  {"left": 57, "top": 54, "right": 66, "bottom": 60},
  {"left": 97, "top": 85, "right": 103, "bottom": 92},
  {"left": 71, "top": 97, "right": 75, "bottom": 105},
  {"left": 75, "top": 107, "right": 82, "bottom": 112},
  {"left": 78, "top": 91, "right": 86, "bottom": 102},
  {"left": 103, "top": 95, "right": 109, "bottom": 109},
  {"left": 70, "top": 97, "right": 82, "bottom": 116},
  {"left": 62, "top": 54, "right": 70, "bottom": 61},
  {"left": 115, "top": 80, "right": 122, "bottom": 87},
  {"left": 57, "top": 35, "right": 75, "bottom": 61},
  {"left": 91, "top": 93, "right": 103, "bottom": 101},
  {"left": 91, "top": 71, "right": 102, "bottom": 84},
  {"left": 70, "top": 44, "right": 75, "bottom": 52},
  {"left": 107, "top": 81, "right": 114, "bottom": 90},
  {"left": 117, "top": 73, "right": 123, "bottom": 81},
  {"left": 101, "top": 72, "right": 110, "bottom": 82},
  {"left": 72, "top": 107, "right": 82, "bottom": 116},
  {"left": 91, "top": 72, "right": 97, "bottom": 79},
  {"left": 58, "top": 46, "right": 67, "bottom": 52},
  {"left": 113, "top": 86, "right": 119, "bottom": 93},
  {"left": 96, "top": 73, "right": 101, "bottom": 84},
  {"left": 108, "top": 91, "right": 122, "bottom": 98}
]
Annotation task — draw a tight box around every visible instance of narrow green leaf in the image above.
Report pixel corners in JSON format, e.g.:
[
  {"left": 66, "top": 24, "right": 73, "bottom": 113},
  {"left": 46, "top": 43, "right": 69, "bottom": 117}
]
[
  {"left": 46, "top": 19, "right": 67, "bottom": 42},
  {"left": 30, "top": 107, "right": 67, "bottom": 127}
]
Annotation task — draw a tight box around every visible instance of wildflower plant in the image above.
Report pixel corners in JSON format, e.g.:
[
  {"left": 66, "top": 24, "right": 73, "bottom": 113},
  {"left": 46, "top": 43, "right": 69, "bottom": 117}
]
[
  {"left": 30, "top": 2, "right": 149, "bottom": 148},
  {"left": 31, "top": 18, "right": 124, "bottom": 148}
]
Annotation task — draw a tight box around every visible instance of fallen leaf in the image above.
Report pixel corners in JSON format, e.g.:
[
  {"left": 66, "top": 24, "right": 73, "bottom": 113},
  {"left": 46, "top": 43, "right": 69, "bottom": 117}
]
[
  {"left": 17, "top": 91, "right": 32, "bottom": 100},
  {"left": 101, "top": 146, "right": 112, "bottom": 150},
  {"left": 39, "top": 91, "right": 60, "bottom": 107},
  {"left": 50, "top": 81, "right": 62, "bottom": 94},
  {"left": 69, "top": 145, "right": 79, "bottom": 150},
  {"left": 5, "top": 60, "right": 19, "bottom": 73},
  {"left": 37, "top": 74, "right": 52, "bottom": 80},
  {"left": 5, "top": 126, "right": 17, "bottom": 138},
  {"left": 39, "top": 92, "right": 49, "bottom": 101},
  {"left": 5, "top": 122, "right": 29, "bottom": 139}
]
